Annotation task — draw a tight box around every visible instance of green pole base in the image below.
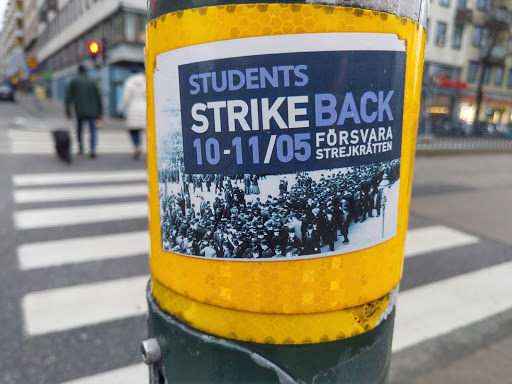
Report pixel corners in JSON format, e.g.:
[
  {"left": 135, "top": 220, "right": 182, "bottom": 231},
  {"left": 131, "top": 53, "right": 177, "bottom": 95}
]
[{"left": 146, "top": 285, "right": 394, "bottom": 383}]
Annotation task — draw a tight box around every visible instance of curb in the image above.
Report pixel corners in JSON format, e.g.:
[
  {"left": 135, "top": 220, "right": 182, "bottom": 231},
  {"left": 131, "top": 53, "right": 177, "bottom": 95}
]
[{"left": 416, "top": 136, "right": 512, "bottom": 155}]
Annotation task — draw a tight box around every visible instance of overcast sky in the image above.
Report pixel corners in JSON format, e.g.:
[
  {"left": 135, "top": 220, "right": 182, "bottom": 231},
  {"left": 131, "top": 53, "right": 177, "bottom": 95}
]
[{"left": 0, "top": 0, "right": 7, "bottom": 31}]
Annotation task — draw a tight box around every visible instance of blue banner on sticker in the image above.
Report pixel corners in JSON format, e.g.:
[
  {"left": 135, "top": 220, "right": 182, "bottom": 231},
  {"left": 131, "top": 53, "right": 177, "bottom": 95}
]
[{"left": 178, "top": 50, "right": 406, "bottom": 175}]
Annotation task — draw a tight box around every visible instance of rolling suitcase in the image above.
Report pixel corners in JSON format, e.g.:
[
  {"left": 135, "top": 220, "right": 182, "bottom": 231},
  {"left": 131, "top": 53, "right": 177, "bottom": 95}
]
[{"left": 52, "top": 130, "right": 72, "bottom": 164}]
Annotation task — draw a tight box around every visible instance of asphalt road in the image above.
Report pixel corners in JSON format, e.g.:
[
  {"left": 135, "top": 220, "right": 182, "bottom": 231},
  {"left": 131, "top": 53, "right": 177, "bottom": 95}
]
[
  {"left": 391, "top": 153, "right": 512, "bottom": 384},
  {"left": 0, "top": 99, "right": 511, "bottom": 383}
]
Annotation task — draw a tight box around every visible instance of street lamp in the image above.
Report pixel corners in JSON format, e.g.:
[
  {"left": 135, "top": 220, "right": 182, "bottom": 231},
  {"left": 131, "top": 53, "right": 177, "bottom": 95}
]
[
  {"left": 379, "top": 170, "right": 390, "bottom": 188},
  {"left": 379, "top": 172, "right": 390, "bottom": 238},
  {"left": 381, "top": 195, "right": 388, "bottom": 238}
]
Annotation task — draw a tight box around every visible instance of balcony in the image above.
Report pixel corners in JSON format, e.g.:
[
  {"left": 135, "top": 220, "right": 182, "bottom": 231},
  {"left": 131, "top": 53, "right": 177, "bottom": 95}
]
[
  {"left": 47, "top": 0, "right": 58, "bottom": 11},
  {"left": 480, "top": 45, "right": 507, "bottom": 65},
  {"left": 455, "top": 8, "right": 473, "bottom": 24},
  {"left": 39, "top": 9, "right": 48, "bottom": 23},
  {"left": 484, "top": 8, "right": 512, "bottom": 29}
]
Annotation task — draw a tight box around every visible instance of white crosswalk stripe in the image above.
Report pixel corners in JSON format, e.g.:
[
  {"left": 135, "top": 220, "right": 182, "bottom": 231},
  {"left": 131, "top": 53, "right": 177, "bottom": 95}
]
[
  {"left": 18, "top": 231, "right": 149, "bottom": 270},
  {"left": 14, "top": 183, "right": 147, "bottom": 203},
  {"left": 393, "top": 261, "right": 512, "bottom": 352},
  {"left": 16, "top": 225, "right": 476, "bottom": 270},
  {"left": 14, "top": 201, "right": 148, "bottom": 229},
  {"left": 22, "top": 275, "right": 149, "bottom": 336},
  {"left": 58, "top": 364, "right": 148, "bottom": 384},
  {"left": 10, "top": 168, "right": 510, "bottom": 383},
  {"left": 404, "top": 225, "right": 479, "bottom": 258},
  {"left": 14, "top": 170, "right": 147, "bottom": 186},
  {"left": 7, "top": 129, "right": 146, "bottom": 155}
]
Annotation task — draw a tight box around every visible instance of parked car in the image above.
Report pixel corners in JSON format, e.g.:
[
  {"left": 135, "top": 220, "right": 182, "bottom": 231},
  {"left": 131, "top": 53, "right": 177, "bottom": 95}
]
[{"left": 0, "top": 82, "right": 15, "bottom": 102}]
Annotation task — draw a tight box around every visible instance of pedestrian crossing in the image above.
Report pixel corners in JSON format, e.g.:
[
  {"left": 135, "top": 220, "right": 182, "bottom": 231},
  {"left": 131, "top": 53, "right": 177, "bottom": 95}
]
[
  {"left": 9, "top": 168, "right": 511, "bottom": 383},
  {"left": 22, "top": 275, "right": 148, "bottom": 336},
  {"left": 59, "top": 364, "right": 148, "bottom": 384},
  {"left": 403, "top": 225, "right": 479, "bottom": 259},
  {"left": 393, "top": 261, "right": 512, "bottom": 352},
  {"left": 18, "top": 231, "right": 149, "bottom": 270},
  {"left": 5, "top": 128, "right": 147, "bottom": 155},
  {"left": 58, "top": 364, "right": 148, "bottom": 384},
  {"left": 14, "top": 201, "right": 149, "bottom": 229},
  {"left": 13, "top": 170, "right": 147, "bottom": 186},
  {"left": 14, "top": 184, "right": 147, "bottom": 203}
]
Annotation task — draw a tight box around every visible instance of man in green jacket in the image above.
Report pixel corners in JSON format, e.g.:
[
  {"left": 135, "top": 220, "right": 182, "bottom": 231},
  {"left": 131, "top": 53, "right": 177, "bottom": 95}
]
[{"left": 65, "top": 65, "right": 103, "bottom": 158}]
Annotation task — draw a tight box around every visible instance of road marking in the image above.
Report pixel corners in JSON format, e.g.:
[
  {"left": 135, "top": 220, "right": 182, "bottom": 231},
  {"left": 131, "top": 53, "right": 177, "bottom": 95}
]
[
  {"left": 14, "top": 184, "right": 148, "bottom": 203},
  {"left": 405, "top": 225, "right": 479, "bottom": 258},
  {"left": 13, "top": 170, "right": 147, "bottom": 186},
  {"left": 8, "top": 129, "right": 144, "bottom": 140},
  {"left": 10, "top": 145, "right": 146, "bottom": 155},
  {"left": 18, "top": 231, "right": 149, "bottom": 270},
  {"left": 393, "top": 261, "right": 512, "bottom": 352},
  {"left": 58, "top": 364, "right": 147, "bottom": 384},
  {"left": 14, "top": 202, "right": 148, "bottom": 229},
  {"left": 7, "top": 129, "right": 146, "bottom": 155},
  {"left": 22, "top": 275, "right": 149, "bottom": 336}
]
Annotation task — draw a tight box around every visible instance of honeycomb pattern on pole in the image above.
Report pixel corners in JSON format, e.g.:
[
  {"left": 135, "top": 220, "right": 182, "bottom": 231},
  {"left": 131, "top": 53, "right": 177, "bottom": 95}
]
[
  {"left": 146, "top": 5, "right": 426, "bottom": 314},
  {"left": 151, "top": 279, "right": 392, "bottom": 344}
]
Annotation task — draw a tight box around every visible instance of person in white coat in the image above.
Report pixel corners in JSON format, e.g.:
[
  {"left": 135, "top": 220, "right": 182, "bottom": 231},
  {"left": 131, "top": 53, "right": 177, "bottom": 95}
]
[{"left": 120, "top": 67, "right": 146, "bottom": 159}]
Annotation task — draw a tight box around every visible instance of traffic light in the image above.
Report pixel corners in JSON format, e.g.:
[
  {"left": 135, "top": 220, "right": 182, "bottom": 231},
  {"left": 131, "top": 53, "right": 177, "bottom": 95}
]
[
  {"left": 101, "top": 37, "right": 108, "bottom": 63},
  {"left": 89, "top": 41, "right": 99, "bottom": 66}
]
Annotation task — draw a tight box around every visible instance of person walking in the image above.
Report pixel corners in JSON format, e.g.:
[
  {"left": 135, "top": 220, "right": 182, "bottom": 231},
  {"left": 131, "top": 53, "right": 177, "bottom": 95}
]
[
  {"left": 65, "top": 65, "right": 102, "bottom": 158},
  {"left": 120, "top": 66, "right": 146, "bottom": 159}
]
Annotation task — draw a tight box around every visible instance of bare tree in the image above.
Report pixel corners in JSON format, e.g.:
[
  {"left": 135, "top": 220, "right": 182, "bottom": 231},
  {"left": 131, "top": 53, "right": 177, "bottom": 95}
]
[{"left": 473, "top": 6, "right": 512, "bottom": 133}]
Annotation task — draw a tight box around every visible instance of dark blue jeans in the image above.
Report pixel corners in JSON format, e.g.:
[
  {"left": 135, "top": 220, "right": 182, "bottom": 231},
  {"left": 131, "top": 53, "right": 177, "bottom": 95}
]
[
  {"left": 129, "top": 129, "right": 142, "bottom": 147},
  {"left": 77, "top": 117, "right": 97, "bottom": 153}
]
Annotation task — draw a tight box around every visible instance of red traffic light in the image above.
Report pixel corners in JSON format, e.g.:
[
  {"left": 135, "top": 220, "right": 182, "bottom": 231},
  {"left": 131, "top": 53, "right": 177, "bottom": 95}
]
[{"left": 89, "top": 41, "right": 99, "bottom": 54}]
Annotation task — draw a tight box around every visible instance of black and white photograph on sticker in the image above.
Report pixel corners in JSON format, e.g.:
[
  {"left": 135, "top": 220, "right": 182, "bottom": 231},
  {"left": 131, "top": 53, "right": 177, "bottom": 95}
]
[
  {"left": 153, "top": 34, "right": 406, "bottom": 260},
  {"left": 157, "top": 132, "right": 400, "bottom": 260}
]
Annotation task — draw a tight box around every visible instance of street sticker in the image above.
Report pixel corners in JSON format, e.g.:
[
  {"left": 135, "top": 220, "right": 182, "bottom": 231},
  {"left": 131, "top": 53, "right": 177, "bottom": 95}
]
[{"left": 154, "top": 33, "right": 406, "bottom": 261}]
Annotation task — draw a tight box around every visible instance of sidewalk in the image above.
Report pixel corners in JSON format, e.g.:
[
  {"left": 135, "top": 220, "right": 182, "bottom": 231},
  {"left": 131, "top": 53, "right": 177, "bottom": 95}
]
[
  {"left": 9, "top": 92, "right": 126, "bottom": 131},
  {"left": 408, "top": 335, "right": 512, "bottom": 384},
  {"left": 10, "top": 92, "right": 512, "bottom": 153},
  {"left": 416, "top": 134, "right": 512, "bottom": 154}
]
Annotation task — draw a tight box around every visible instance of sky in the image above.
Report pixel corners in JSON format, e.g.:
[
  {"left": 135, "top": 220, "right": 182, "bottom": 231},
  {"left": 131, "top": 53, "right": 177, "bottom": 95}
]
[{"left": 0, "top": 0, "right": 7, "bottom": 31}]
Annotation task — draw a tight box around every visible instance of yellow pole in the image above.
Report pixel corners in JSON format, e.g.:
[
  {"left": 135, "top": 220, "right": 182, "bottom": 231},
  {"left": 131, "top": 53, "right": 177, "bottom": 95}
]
[{"left": 143, "top": 0, "right": 428, "bottom": 382}]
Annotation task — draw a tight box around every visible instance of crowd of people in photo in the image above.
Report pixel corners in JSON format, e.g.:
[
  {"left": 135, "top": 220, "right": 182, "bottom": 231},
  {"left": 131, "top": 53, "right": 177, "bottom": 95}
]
[{"left": 158, "top": 159, "right": 400, "bottom": 259}]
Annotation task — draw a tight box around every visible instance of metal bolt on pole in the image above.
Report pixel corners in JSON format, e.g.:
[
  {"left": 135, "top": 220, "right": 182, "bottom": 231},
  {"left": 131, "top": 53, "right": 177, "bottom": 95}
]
[
  {"left": 141, "top": 338, "right": 162, "bottom": 365},
  {"left": 141, "top": 338, "right": 165, "bottom": 384},
  {"left": 144, "top": 0, "right": 428, "bottom": 382}
]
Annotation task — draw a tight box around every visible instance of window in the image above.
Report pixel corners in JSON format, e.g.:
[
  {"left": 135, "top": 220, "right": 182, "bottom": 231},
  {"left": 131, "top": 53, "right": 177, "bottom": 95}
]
[
  {"left": 124, "top": 13, "right": 136, "bottom": 42},
  {"left": 481, "top": 28, "right": 488, "bottom": 48},
  {"left": 440, "top": 0, "right": 450, "bottom": 7},
  {"left": 473, "top": 26, "right": 482, "bottom": 47},
  {"left": 483, "top": 66, "right": 491, "bottom": 84},
  {"left": 494, "top": 66, "right": 504, "bottom": 86},
  {"left": 468, "top": 61, "right": 478, "bottom": 82},
  {"left": 477, "top": 0, "right": 490, "bottom": 10},
  {"left": 436, "top": 22, "right": 447, "bottom": 47},
  {"left": 507, "top": 69, "right": 512, "bottom": 88},
  {"left": 452, "top": 25, "right": 463, "bottom": 49},
  {"left": 457, "top": 0, "right": 467, "bottom": 8},
  {"left": 426, "top": 18, "right": 430, "bottom": 43}
]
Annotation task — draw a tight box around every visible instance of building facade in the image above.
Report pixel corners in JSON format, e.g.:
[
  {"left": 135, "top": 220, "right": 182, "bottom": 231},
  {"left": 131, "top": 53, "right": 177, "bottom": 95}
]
[
  {"left": 423, "top": 0, "right": 512, "bottom": 135},
  {"left": 0, "top": 0, "right": 25, "bottom": 77},
  {"left": 23, "top": 0, "right": 46, "bottom": 60},
  {"left": 36, "top": 0, "right": 146, "bottom": 116}
]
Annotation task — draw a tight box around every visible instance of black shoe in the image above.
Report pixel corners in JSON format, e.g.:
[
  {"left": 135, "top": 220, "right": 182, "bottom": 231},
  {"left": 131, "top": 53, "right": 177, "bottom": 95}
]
[{"left": 89, "top": 152, "right": 96, "bottom": 159}]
